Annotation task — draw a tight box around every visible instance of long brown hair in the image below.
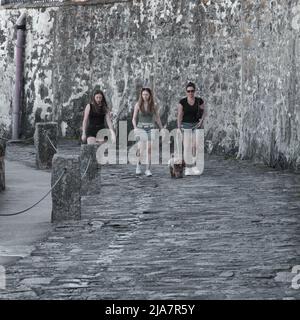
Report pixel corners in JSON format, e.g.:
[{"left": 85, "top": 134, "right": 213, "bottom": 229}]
[
  {"left": 90, "top": 89, "right": 108, "bottom": 114},
  {"left": 137, "top": 87, "right": 156, "bottom": 113}
]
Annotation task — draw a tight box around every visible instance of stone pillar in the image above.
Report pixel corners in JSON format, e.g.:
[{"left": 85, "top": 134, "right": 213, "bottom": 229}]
[
  {"left": 295, "top": 157, "right": 300, "bottom": 173},
  {"left": 34, "top": 122, "right": 58, "bottom": 169},
  {"left": 0, "top": 140, "right": 5, "bottom": 192},
  {"left": 80, "top": 144, "right": 100, "bottom": 195},
  {"left": 51, "top": 154, "right": 81, "bottom": 222}
]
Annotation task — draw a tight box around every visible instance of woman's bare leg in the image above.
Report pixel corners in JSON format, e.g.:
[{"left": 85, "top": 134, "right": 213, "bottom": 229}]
[
  {"left": 146, "top": 140, "right": 152, "bottom": 170},
  {"left": 183, "top": 131, "right": 193, "bottom": 166},
  {"left": 192, "top": 131, "right": 196, "bottom": 159}
]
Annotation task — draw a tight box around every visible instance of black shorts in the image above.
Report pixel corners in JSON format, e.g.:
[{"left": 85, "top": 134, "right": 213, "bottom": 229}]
[{"left": 86, "top": 125, "right": 105, "bottom": 138}]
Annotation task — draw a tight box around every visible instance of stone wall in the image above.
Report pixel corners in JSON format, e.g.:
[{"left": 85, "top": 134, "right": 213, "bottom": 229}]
[
  {"left": 0, "top": 0, "right": 299, "bottom": 169},
  {"left": 0, "top": 140, "right": 5, "bottom": 191},
  {"left": 238, "top": 0, "right": 300, "bottom": 169}
]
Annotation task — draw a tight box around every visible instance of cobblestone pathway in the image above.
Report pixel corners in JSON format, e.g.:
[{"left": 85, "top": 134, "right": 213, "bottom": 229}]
[{"left": 1, "top": 142, "right": 300, "bottom": 299}]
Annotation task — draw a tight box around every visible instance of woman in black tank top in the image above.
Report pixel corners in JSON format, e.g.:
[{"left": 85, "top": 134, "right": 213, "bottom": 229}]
[
  {"left": 81, "top": 89, "right": 116, "bottom": 145},
  {"left": 177, "top": 82, "right": 205, "bottom": 176},
  {"left": 178, "top": 83, "right": 204, "bottom": 129},
  {"left": 179, "top": 96, "right": 204, "bottom": 125}
]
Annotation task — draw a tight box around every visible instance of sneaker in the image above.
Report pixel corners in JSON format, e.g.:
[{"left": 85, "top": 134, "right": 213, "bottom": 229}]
[
  {"left": 145, "top": 169, "right": 152, "bottom": 177},
  {"left": 191, "top": 166, "right": 201, "bottom": 175},
  {"left": 185, "top": 167, "right": 193, "bottom": 176},
  {"left": 136, "top": 164, "right": 142, "bottom": 175}
]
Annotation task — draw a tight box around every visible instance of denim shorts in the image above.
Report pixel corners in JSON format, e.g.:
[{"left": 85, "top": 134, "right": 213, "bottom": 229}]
[
  {"left": 136, "top": 123, "right": 155, "bottom": 141},
  {"left": 181, "top": 122, "right": 198, "bottom": 131}
]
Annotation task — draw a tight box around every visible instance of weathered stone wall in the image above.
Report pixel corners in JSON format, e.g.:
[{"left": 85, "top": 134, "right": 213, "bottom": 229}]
[
  {"left": 0, "top": 1, "right": 242, "bottom": 142},
  {"left": 0, "top": 5, "right": 58, "bottom": 137},
  {"left": 0, "top": 140, "right": 5, "bottom": 191},
  {"left": 0, "top": 0, "right": 299, "bottom": 169},
  {"left": 238, "top": 0, "right": 300, "bottom": 169}
]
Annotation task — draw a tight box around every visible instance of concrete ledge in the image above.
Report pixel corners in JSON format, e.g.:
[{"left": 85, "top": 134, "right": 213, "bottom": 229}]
[{"left": 0, "top": 160, "right": 51, "bottom": 266}]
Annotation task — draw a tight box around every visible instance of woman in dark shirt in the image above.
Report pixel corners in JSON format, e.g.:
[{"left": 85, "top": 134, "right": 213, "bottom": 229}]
[
  {"left": 81, "top": 89, "right": 116, "bottom": 145},
  {"left": 177, "top": 82, "right": 205, "bottom": 175}
]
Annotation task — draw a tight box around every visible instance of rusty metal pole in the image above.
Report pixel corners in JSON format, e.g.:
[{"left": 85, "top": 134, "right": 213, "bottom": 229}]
[{"left": 12, "top": 12, "right": 26, "bottom": 140}]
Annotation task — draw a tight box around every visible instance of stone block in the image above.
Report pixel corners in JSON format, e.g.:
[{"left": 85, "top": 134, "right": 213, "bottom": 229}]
[
  {"left": 51, "top": 154, "right": 81, "bottom": 222},
  {"left": 80, "top": 144, "right": 100, "bottom": 195},
  {"left": 295, "top": 156, "right": 300, "bottom": 173},
  {"left": 34, "top": 122, "right": 58, "bottom": 169}
]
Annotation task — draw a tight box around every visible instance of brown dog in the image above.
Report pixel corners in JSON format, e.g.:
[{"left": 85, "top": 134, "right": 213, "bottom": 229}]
[{"left": 168, "top": 155, "right": 186, "bottom": 178}]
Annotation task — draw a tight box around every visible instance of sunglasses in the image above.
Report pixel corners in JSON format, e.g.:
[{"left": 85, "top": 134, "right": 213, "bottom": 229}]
[{"left": 186, "top": 90, "right": 195, "bottom": 93}]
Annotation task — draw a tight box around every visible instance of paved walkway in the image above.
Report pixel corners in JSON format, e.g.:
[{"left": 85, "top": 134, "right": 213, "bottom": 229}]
[
  {"left": 0, "top": 160, "right": 51, "bottom": 266},
  {"left": 0, "top": 141, "right": 300, "bottom": 299}
]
